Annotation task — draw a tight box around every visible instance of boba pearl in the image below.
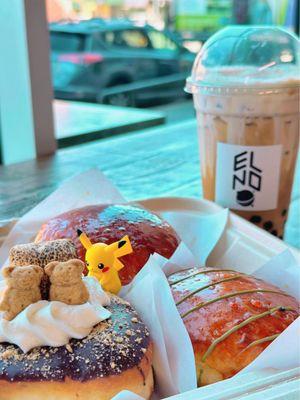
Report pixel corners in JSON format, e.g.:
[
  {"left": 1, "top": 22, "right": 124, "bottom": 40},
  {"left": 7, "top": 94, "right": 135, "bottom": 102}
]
[
  {"left": 250, "top": 215, "right": 262, "bottom": 224},
  {"left": 263, "top": 221, "right": 273, "bottom": 231}
]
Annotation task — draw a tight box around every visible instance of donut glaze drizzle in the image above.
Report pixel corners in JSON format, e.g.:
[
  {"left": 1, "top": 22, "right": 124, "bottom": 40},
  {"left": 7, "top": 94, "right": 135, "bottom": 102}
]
[{"left": 169, "top": 267, "right": 299, "bottom": 385}]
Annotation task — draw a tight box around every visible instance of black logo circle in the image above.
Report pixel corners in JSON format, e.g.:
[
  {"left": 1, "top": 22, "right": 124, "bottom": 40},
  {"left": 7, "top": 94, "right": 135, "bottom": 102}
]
[{"left": 236, "top": 190, "right": 255, "bottom": 207}]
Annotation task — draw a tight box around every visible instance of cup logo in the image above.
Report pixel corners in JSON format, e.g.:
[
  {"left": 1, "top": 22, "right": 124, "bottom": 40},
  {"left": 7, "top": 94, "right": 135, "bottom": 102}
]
[
  {"left": 233, "top": 151, "right": 262, "bottom": 207},
  {"left": 236, "top": 190, "right": 255, "bottom": 207},
  {"left": 215, "top": 143, "right": 281, "bottom": 211}
]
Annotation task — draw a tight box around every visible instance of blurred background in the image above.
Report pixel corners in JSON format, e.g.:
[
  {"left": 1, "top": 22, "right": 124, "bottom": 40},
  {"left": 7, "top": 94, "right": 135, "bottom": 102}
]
[
  {"left": 0, "top": 0, "right": 299, "bottom": 165},
  {"left": 46, "top": 0, "right": 299, "bottom": 109},
  {"left": 0, "top": 0, "right": 299, "bottom": 246}
]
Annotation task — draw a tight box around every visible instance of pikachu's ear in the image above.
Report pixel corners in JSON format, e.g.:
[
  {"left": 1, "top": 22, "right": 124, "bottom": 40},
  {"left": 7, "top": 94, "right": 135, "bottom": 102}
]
[
  {"left": 114, "top": 235, "right": 133, "bottom": 258},
  {"left": 2, "top": 266, "right": 15, "bottom": 278},
  {"left": 105, "top": 241, "right": 119, "bottom": 254},
  {"left": 45, "top": 261, "right": 59, "bottom": 276},
  {"left": 77, "top": 229, "right": 93, "bottom": 250}
]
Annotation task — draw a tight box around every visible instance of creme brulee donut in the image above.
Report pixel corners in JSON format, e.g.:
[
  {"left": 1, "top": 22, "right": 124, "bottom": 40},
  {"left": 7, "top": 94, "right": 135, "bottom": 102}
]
[
  {"left": 0, "top": 295, "right": 153, "bottom": 400},
  {"left": 168, "top": 267, "right": 299, "bottom": 386},
  {"left": 35, "top": 204, "right": 180, "bottom": 284}
]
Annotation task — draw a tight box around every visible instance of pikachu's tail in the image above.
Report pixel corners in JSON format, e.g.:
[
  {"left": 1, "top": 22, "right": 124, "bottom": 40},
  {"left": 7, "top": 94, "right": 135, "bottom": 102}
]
[{"left": 77, "top": 229, "right": 93, "bottom": 250}]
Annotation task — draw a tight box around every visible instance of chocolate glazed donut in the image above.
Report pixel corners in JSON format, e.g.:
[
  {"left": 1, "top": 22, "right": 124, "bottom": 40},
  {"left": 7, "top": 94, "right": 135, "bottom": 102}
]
[
  {"left": 0, "top": 296, "right": 153, "bottom": 400},
  {"left": 35, "top": 204, "right": 180, "bottom": 284},
  {"left": 169, "top": 267, "right": 299, "bottom": 386}
]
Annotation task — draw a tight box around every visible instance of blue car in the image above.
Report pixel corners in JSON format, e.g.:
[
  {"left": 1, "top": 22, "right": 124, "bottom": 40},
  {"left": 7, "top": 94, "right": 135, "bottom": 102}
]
[{"left": 50, "top": 19, "right": 194, "bottom": 106}]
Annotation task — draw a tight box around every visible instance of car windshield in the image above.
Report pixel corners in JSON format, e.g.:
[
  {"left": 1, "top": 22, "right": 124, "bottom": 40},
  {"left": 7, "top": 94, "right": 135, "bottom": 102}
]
[
  {"left": 147, "top": 30, "right": 178, "bottom": 51},
  {"left": 50, "top": 32, "right": 86, "bottom": 53},
  {"left": 102, "top": 29, "right": 150, "bottom": 49}
]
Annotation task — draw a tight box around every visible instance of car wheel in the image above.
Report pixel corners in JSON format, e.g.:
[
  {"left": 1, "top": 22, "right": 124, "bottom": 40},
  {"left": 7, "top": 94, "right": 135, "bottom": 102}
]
[{"left": 104, "top": 91, "right": 135, "bottom": 107}]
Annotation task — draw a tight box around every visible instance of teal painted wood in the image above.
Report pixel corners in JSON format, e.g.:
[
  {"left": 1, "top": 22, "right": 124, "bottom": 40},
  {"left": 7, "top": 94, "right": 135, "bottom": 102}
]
[
  {"left": 0, "top": 0, "right": 56, "bottom": 165},
  {"left": 0, "top": 0, "right": 36, "bottom": 164},
  {"left": 0, "top": 119, "right": 299, "bottom": 248}
]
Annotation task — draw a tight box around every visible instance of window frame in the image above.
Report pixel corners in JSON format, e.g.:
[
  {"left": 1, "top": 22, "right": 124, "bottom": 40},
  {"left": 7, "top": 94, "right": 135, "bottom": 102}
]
[{"left": 49, "top": 31, "right": 88, "bottom": 53}]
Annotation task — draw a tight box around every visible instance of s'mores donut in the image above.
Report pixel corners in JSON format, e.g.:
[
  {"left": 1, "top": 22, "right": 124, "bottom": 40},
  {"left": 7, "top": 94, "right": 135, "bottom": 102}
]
[{"left": 0, "top": 295, "right": 153, "bottom": 400}]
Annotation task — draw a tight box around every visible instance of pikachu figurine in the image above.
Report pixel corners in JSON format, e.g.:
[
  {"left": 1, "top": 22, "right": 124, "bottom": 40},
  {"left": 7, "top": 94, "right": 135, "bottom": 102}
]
[{"left": 77, "top": 229, "right": 133, "bottom": 294}]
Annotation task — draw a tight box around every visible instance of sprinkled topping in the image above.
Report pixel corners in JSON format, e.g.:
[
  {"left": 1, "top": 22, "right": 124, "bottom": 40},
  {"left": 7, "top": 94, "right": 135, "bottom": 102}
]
[
  {"left": 9, "top": 240, "right": 77, "bottom": 268},
  {"left": 0, "top": 295, "right": 150, "bottom": 383},
  {"left": 9, "top": 239, "right": 78, "bottom": 299},
  {"left": 65, "top": 344, "right": 73, "bottom": 353},
  {"left": 0, "top": 350, "right": 14, "bottom": 360}
]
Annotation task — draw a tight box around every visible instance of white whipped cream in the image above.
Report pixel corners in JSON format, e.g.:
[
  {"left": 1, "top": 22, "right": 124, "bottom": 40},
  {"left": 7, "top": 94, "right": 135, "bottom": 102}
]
[{"left": 0, "top": 277, "right": 111, "bottom": 352}]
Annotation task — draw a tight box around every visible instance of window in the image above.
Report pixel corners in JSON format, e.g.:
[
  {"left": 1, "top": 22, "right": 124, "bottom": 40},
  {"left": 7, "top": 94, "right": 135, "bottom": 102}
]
[
  {"left": 50, "top": 32, "right": 86, "bottom": 53},
  {"left": 102, "top": 29, "right": 150, "bottom": 49},
  {"left": 148, "top": 30, "right": 178, "bottom": 51}
]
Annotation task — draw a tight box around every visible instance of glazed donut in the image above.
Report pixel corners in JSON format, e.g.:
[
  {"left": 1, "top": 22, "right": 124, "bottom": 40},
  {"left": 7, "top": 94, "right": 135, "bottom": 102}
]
[
  {"left": 0, "top": 295, "right": 153, "bottom": 400},
  {"left": 168, "top": 267, "right": 299, "bottom": 386},
  {"left": 35, "top": 204, "right": 180, "bottom": 284}
]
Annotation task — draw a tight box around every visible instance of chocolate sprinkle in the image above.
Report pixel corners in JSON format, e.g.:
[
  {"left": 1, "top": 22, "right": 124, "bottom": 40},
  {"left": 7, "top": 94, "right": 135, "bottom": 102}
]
[{"left": 0, "top": 296, "right": 150, "bottom": 383}]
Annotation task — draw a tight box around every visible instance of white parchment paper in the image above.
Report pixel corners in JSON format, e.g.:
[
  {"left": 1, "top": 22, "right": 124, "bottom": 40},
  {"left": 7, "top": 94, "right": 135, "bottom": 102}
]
[
  {"left": 118, "top": 249, "right": 300, "bottom": 399},
  {"left": 0, "top": 169, "right": 299, "bottom": 400},
  {"left": 112, "top": 391, "right": 144, "bottom": 400},
  {"left": 235, "top": 249, "right": 300, "bottom": 373},
  {"left": 0, "top": 169, "right": 228, "bottom": 399},
  {"left": 161, "top": 210, "right": 229, "bottom": 265},
  {"left": 121, "top": 244, "right": 199, "bottom": 399},
  {"left": 0, "top": 169, "right": 124, "bottom": 268}
]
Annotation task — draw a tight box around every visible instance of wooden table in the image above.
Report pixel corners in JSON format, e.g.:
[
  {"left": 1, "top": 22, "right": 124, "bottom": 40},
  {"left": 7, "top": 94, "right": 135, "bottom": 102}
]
[{"left": 0, "top": 119, "right": 299, "bottom": 248}]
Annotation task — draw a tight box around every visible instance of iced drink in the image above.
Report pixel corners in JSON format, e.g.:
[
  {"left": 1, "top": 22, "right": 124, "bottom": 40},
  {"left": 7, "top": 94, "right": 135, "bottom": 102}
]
[
  {"left": 194, "top": 83, "right": 299, "bottom": 238},
  {"left": 186, "top": 26, "right": 300, "bottom": 238}
]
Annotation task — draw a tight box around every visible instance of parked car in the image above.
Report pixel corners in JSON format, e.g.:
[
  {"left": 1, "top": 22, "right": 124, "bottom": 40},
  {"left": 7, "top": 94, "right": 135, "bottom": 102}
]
[{"left": 49, "top": 19, "right": 194, "bottom": 106}]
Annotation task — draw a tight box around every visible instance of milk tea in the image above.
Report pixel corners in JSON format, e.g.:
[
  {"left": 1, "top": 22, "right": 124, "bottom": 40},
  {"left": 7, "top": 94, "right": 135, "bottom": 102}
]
[{"left": 194, "top": 85, "right": 299, "bottom": 238}]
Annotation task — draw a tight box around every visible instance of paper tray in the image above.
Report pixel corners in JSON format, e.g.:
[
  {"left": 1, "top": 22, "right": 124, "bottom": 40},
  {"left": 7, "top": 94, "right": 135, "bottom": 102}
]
[
  {"left": 166, "top": 367, "right": 300, "bottom": 400},
  {"left": 139, "top": 197, "right": 300, "bottom": 265},
  {"left": 0, "top": 196, "right": 299, "bottom": 400}
]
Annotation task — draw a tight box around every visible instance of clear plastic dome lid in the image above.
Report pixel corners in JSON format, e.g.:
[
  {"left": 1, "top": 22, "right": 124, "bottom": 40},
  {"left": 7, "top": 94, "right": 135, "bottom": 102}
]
[{"left": 185, "top": 26, "right": 300, "bottom": 93}]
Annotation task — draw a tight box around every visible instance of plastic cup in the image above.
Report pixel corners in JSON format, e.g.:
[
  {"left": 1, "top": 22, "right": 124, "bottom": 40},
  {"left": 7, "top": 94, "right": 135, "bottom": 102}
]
[
  {"left": 186, "top": 26, "right": 300, "bottom": 238},
  {"left": 194, "top": 85, "right": 299, "bottom": 238}
]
